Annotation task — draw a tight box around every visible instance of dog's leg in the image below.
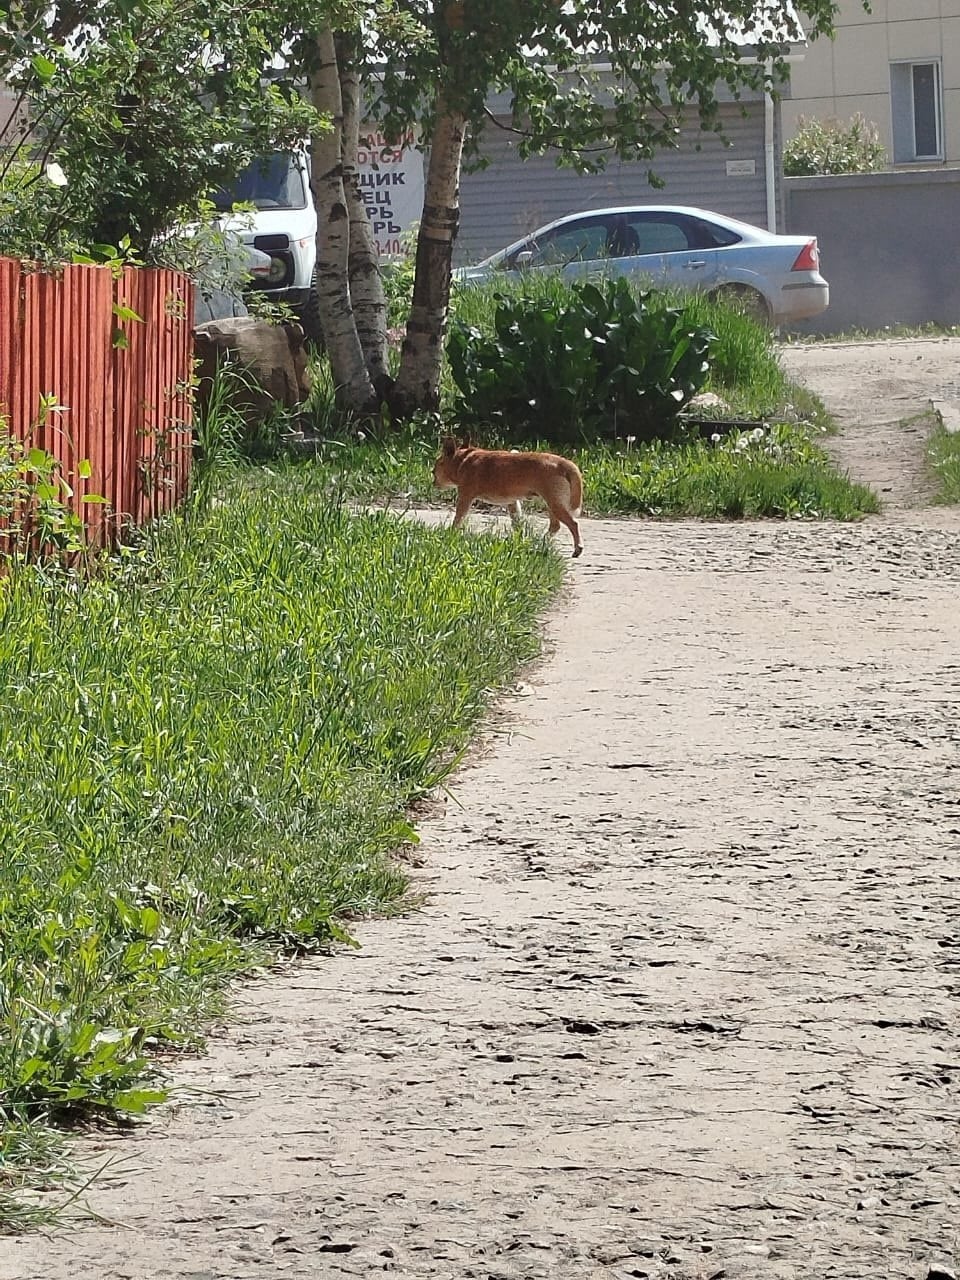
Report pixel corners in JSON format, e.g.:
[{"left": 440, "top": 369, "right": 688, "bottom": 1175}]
[
  {"left": 451, "top": 492, "right": 473, "bottom": 529},
  {"left": 551, "top": 506, "right": 583, "bottom": 558},
  {"left": 507, "top": 500, "right": 523, "bottom": 527}
]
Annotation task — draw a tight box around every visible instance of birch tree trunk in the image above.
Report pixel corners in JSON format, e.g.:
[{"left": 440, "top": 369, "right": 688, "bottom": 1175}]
[
  {"left": 308, "top": 28, "right": 377, "bottom": 413},
  {"left": 390, "top": 87, "right": 466, "bottom": 416},
  {"left": 336, "top": 31, "right": 391, "bottom": 400}
]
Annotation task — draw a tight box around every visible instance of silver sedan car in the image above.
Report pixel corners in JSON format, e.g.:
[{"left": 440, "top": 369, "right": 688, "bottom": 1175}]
[{"left": 454, "top": 205, "right": 829, "bottom": 326}]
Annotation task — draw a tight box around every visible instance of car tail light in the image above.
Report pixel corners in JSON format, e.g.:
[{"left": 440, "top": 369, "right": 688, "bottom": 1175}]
[{"left": 791, "top": 240, "right": 819, "bottom": 272}]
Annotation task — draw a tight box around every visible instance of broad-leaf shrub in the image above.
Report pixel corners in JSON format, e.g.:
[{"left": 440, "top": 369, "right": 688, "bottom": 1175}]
[{"left": 447, "top": 278, "right": 716, "bottom": 442}]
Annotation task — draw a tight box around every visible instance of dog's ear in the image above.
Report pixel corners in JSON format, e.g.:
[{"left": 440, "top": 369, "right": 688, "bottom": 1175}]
[{"left": 441, "top": 435, "right": 457, "bottom": 457}]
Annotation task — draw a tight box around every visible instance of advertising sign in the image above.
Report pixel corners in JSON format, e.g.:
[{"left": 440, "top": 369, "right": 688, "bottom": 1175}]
[{"left": 356, "top": 129, "right": 424, "bottom": 258}]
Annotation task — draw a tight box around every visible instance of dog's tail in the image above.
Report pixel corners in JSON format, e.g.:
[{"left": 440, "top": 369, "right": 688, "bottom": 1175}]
[{"left": 564, "top": 460, "right": 583, "bottom": 517}]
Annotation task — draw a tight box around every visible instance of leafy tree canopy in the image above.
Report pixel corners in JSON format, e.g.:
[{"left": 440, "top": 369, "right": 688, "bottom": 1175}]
[
  {"left": 0, "top": 0, "right": 346, "bottom": 255},
  {"left": 368, "top": 0, "right": 840, "bottom": 169}
]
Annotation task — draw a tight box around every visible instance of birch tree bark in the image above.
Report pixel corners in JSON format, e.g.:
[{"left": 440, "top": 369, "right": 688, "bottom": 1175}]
[
  {"left": 336, "top": 30, "right": 391, "bottom": 400},
  {"left": 308, "top": 27, "right": 377, "bottom": 413},
  {"left": 390, "top": 87, "right": 465, "bottom": 416}
]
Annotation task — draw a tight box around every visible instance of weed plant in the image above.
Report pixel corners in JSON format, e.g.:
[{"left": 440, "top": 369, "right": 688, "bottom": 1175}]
[{"left": 448, "top": 274, "right": 789, "bottom": 422}]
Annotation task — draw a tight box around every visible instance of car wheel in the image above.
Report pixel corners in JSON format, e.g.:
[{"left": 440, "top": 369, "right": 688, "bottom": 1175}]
[
  {"left": 297, "top": 271, "right": 325, "bottom": 348},
  {"left": 712, "top": 284, "right": 770, "bottom": 326}
]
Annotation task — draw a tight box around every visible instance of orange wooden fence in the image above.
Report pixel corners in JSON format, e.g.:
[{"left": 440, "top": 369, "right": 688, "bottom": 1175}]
[{"left": 0, "top": 257, "right": 194, "bottom": 548}]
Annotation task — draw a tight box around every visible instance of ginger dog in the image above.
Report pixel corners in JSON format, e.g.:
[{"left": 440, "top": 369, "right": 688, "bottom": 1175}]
[{"left": 432, "top": 437, "right": 584, "bottom": 558}]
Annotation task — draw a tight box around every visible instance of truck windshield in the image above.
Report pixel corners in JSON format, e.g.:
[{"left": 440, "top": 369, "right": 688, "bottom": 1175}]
[{"left": 212, "top": 152, "right": 307, "bottom": 212}]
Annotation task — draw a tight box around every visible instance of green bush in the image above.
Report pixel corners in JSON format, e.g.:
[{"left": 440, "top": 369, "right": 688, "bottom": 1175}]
[
  {"left": 783, "top": 114, "right": 887, "bottom": 176},
  {"left": 0, "top": 162, "right": 78, "bottom": 263},
  {"left": 446, "top": 277, "right": 716, "bottom": 442}
]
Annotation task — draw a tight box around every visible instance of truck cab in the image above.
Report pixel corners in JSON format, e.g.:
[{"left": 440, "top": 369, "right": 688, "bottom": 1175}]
[{"left": 212, "top": 147, "right": 322, "bottom": 339}]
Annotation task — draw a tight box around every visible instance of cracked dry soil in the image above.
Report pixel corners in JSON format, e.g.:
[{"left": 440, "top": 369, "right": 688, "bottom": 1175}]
[{"left": 4, "top": 340, "right": 960, "bottom": 1280}]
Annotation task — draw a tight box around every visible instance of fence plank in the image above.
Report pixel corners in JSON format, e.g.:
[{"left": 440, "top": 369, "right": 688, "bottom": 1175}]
[
  {"left": 0, "top": 257, "right": 22, "bottom": 425},
  {"left": 0, "top": 257, "right": 194, "bottom": 549}
]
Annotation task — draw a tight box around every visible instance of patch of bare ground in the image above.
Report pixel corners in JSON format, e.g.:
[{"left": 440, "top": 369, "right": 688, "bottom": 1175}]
[{"left": 5, "top": 344, "right": 960, "bottom": 1280}]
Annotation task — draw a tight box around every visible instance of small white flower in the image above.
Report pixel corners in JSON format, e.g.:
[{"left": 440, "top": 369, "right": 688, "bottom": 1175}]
[
  {"left": 44, "top": 161, "right": 67, "bottom": 187},
  {"left": 356, "top": 430, "right": 366, "bottom": 441},
  {"left": 710, "top": 432, "right": 721, "bottom": 444},
  {"left": 751, "top": 426, "right": 765, "bottom": 442}
]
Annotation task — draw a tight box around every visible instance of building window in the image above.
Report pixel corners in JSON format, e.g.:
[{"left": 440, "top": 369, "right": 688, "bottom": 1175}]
[{"left": 890, "top": 60, "right": 943, "bottom": 162}]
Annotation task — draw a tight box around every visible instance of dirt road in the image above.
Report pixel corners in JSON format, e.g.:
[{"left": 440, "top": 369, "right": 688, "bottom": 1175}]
[{"left": 5, "top": 343, "right": 960, "bottom": 1280}]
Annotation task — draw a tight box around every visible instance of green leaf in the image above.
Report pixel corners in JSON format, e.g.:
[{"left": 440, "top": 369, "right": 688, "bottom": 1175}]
[
  {"left": 112, "top": 304, "right": 144, "bottom": 324},
  {"left": 113, "top": 1088, "right": 168, "bottom": 1113},
  {"left": 31, "top": 54, "right": 57, "bottom": 84}
]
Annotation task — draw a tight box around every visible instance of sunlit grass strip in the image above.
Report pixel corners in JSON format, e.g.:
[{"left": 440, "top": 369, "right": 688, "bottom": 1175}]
[
  {"left": 572, "top": 427, "right": 879, "bottom": 519},
  {"left": 0, "top": 466, "right": 562, "bottom": 1181}
]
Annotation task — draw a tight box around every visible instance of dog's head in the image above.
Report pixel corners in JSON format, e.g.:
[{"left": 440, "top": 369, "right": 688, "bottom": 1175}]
[{"left": 432, "top": 435, "right": 462, "bottom": 488}]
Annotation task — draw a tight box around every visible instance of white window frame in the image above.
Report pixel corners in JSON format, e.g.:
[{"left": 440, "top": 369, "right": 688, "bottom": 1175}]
[{"left": 890, "top": 59, "right": 944, "bottom": 164}]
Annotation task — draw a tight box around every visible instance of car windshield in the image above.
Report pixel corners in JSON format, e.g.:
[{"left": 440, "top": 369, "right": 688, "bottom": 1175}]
[{"left": 212, "top": 152, "right": 307, "bottom": 212}]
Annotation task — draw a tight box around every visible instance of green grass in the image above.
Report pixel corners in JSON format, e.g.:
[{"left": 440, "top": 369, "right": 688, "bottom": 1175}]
[
  {"left": 300, "top": 274, "right": 872, "bottom": 519},
  {"left": 0, "top": 466, "right": 562, "bottom": 1213},
  {"left": 302, "top": 419, "right": 877, "bottom": 521},
  {"left": 578, "top": 430, "right": 878, "bottom": 518},
  {"left": 929, "top": 422, "right": 960, "bottom": 503}
]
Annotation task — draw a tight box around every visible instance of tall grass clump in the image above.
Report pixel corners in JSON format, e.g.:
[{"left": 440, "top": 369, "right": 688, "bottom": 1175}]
[{"left": 0, "top": 467, "right": 561, "bottom": 1191}]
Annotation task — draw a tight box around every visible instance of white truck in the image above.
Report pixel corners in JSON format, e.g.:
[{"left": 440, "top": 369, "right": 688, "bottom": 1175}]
[
  {"left": 212, "top": 147, "right": 322, "bottom": 339},
  {"left": 210, "top": 135, "right": 422, "bottom": 335}
]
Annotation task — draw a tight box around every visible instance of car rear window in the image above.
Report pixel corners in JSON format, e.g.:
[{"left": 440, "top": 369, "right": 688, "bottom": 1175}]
[
  {"left": 688, "top": 217, "right": 742, "bottom": 249},
  {"left": 620, "top": 213, "right": 743, "bottom": 254},
  {"left": 624, "top": 219, "right": 691, "bottom": 254}
]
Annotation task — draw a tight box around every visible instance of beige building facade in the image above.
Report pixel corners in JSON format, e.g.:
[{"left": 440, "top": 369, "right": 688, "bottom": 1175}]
[{"left": 784, "top": 0, "right": 960, "bottom": 166}]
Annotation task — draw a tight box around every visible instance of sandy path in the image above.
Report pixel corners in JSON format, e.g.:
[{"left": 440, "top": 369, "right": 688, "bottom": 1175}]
[
  {"left": 5, "top": 349, "right": 960, "bottom": 1280},
  {"left": 779, "top": 336, "right": 960, "bottom": 508}
]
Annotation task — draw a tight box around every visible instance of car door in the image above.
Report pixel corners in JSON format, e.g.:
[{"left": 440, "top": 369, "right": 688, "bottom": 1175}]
[{"left": 612, "top": 212, "right": 721, "bottom": 294}]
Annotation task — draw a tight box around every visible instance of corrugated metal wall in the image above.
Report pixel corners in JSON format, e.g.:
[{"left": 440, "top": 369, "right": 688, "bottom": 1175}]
[
  {"left": 0, "top": 258, "right": 194, "bottom": 550},
  {"left": 458, "top": 102, "right": 772, "bottom": 264}
]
